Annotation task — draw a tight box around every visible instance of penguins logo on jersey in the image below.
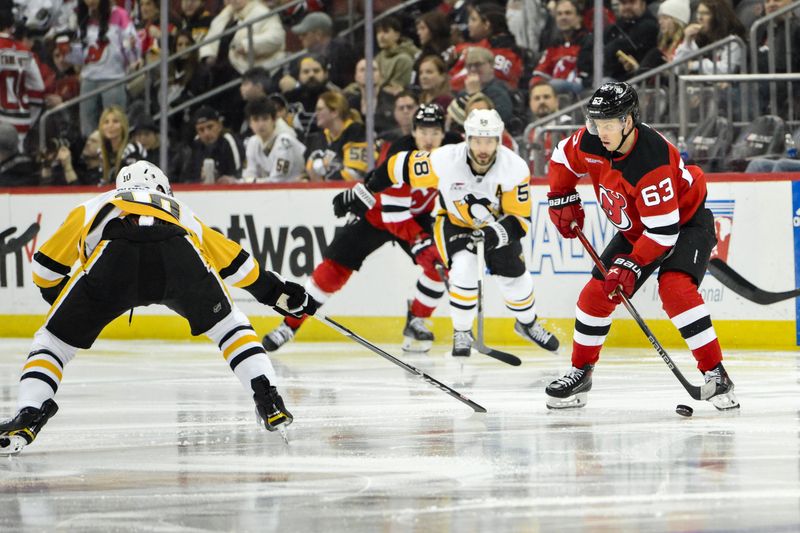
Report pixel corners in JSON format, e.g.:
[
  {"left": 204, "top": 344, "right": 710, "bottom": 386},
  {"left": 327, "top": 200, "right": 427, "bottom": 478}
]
[{"left": 598, "top": 185, "right": 632, "bottom": 230}]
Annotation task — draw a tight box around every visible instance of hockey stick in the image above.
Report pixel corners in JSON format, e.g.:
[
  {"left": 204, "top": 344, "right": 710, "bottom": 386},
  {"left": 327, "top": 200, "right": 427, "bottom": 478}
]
[
  {"left": 708, "top": 258, "right": 800, "bottom": 305},
  {"left": 573, "top": 226, "right": 716, "bottom": 401},
  {"left": 473, "top": 236, "right": 522, "bottom": 366},
  {"left": 313, "top": 314, "right": 487, "bottom": 413}
]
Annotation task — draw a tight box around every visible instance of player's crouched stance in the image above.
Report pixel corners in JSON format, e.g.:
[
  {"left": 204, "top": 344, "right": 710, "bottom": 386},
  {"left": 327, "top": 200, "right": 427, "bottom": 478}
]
[
  {"left": 0, "top": 161, "right": 314, "bottom": 454},
  {"left": 544, "top": 82, "right": 737, "bottom": 411}
]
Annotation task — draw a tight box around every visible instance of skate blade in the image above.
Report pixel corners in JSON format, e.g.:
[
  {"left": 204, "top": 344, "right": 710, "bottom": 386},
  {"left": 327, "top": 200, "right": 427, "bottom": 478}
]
[
  {"left": 709, "top": 391, "right": 740, "bottom": 411},
  {"left": 0, "top": 435, "right": 27, "bottom": 456},
  {"left": 402, "top": 336, "right": 433, "bottom": 353},
  {"left": 277, "top": 425, "right": 290, "bottom": 445},
  {"left": 546, "top": 392, "right": 588, "bottom": 410}
]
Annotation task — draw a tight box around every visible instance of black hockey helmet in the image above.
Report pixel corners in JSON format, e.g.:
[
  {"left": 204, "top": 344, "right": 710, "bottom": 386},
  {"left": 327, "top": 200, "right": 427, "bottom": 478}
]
[
  {"left": 413, "top": 103, "right": 445, "bottom": 129},
  {"left": 585, "top": 82, "right": 640, "bottom": 124}
]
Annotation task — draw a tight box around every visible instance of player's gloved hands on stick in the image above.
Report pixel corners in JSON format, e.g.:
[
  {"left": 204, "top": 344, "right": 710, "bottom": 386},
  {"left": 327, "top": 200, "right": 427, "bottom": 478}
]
[
  {"left": 332, "top": 183, "right": 376, "bottom": 218},
  {"left": 274, "top": 279, "right": 319, "bottom": 317},
  {"left": 472, "top": 221, "right": 508, "bottom": 252},
  {"left": 410, "top": 234, "right": 441, "bottom": 272},
  {"left": 603, "top": 255, "right": 642, "bottom": 303},
  {"left": 548, "top": 189, "right": 584, "bottom": 238}
]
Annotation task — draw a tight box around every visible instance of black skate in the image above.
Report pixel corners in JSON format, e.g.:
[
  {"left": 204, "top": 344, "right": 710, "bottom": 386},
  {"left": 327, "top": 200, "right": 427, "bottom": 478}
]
[
  {"left": 0, "top": 399, "right": 59, "bottom": 455},
  {"left": 515, "top": 317, "right": 560, "bottom": 352},
  {"left": 402, "top": 303, "right": 434, "bottom": 353},
  {"left": 703, "top": 363, "right": 740, "bottom": 411},
  {"left": 545, "top": 365, "right": 594, "bottom": 409},
  {"left": 262, "top": 322, "right": 295, "bottom": 352},
  {"left": 251, "top": 376, "right": 293, "bottom": 432},
  {"left": 452, "top": 330, "right": 474, "bottom": 357}
]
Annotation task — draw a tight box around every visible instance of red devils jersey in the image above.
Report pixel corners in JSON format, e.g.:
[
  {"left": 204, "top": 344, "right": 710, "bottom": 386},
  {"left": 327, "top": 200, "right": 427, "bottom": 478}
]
[
  {"left": 365, "top": 185, "right": 437, "bottom": 243},
  {"left": 448, "top": 37, "right": 524, "bottom": 91},
  {"left": 549, "top": 124, "right": 706, "bottom": 265},
  {"left": 0, "top": 34, "right": 45, "bottom": 140}
]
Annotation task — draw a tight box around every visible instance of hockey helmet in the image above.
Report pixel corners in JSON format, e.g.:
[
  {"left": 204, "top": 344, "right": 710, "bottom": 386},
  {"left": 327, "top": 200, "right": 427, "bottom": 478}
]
[
  {"left": 464, "top": 109, "right": 504, "bottom": 140},
  {"left": 584, "top": 82, "right": 640, "bottom": 135},
  {"left": 413, "top": 103, "right": 445, "bottom": 129},
  {"left": 116, "top": 160, "right": 173, "bottom": 196}
]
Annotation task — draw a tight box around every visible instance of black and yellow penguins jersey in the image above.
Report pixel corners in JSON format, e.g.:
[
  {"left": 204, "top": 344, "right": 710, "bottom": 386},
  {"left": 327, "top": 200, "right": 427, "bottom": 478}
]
[
  {"left": 305, "top": 119, "right": 371, "bottom": 181},
  {"left": 32, "top": 187, "right": 262, "bottom": 294}
]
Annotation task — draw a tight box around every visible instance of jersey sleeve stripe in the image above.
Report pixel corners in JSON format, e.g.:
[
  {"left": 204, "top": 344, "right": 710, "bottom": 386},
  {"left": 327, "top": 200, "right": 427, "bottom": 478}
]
[
  {"left": 640, "top": 210, "right": 680, "bottom": 228},
  {"left": 382, "top": 204, "right": 410, "bottom": 213},
  {"left": 33, "top": 251, "right": 71, "bottom": 276},
  {"left": 645, "top": 222, "right": 680, "bottom": 236},
  {"left": 382, "top": 212, "right": 413, "bottom": 223},
  {"left": 678, "top": 158, "right": 694, "bottom": 185},
  {"left": 642, "top": 230, "right": 679, "bottom": 247},
  {"left": 218, "top": 249, "right": 249, "bottom": 279},
  {"left": 389, "top": 154, "right": 405, "bottom": 185},
  {"left": 550, "top": 137, "right": 586, "bottom": 178},
  {"left": 381, "top": 195, "right": 412, "bottom": 208}
]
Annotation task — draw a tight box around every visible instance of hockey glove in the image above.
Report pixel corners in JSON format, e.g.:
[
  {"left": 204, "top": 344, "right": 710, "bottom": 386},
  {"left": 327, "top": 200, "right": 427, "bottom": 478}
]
[
  {"left": 547, "top": 189, "right": 584, "bottom": 238},
  {"left": 332, "top": 183, "right": 377, "bottom": 218},
  {"left": 410, "top": 234, "right": 442, "bottom": 275},
  {"left": 275, "top": 280, "right": 319, "bottom": 317},
  {"left": 603, "top": 255, "right": 642, "bottom": 303},
  {"left": 473, "top": 222, "right": 509, "bottom": 252}
]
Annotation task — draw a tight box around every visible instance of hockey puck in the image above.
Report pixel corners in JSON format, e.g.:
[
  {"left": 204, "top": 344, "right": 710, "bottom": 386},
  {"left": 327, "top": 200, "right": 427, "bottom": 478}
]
[{"left": 675, "top": 404, "right": 694, "bottom": 417}]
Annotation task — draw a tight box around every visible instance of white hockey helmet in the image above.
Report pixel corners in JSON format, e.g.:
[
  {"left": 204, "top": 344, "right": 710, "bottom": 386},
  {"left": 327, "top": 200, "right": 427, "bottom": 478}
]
[
  {"left": 464, "top": 109, "right": 504, "bottom": 140},
  {"left": 116, "top": 160, "right": 172, "bottom": 196}
]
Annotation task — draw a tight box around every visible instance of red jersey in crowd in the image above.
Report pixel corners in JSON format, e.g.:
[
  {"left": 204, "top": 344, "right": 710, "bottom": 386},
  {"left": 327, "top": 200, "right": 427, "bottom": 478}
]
[{"left": 0, "top": 33, "right": 45, "bottom": 145}]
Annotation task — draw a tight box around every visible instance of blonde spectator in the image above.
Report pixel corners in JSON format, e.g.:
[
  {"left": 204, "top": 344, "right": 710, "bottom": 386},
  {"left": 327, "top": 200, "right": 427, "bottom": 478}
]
[
  {"left": 98, "top": 106, "right": 146, "bottom": 184},
  {"left": 305, "top": 92, "right": 369, "bottom": 182}
]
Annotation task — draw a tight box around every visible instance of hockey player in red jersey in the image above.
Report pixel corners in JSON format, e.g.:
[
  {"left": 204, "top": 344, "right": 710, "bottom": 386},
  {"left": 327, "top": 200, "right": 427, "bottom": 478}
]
[
  {"left": 545, "top": 82, "right": 738, "bottom": 411},
  {"left": 261, "top": 104, "right": 454, "bottom": 353}
]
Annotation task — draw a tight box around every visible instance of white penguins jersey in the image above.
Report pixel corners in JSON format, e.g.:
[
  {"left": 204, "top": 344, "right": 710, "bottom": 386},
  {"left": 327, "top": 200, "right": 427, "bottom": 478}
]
[{"left": 385, "top": 142, "right": 532, "bottom": 232}]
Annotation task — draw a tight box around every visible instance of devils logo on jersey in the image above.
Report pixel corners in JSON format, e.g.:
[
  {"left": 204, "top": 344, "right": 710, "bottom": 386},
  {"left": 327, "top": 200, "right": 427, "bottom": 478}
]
[{"left": 598, "top": 185, "right": 632, "bottom": 230}]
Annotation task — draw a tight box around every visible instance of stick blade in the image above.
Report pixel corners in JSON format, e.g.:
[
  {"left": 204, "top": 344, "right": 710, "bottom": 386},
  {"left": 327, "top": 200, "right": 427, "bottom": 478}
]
[
  {"left": 709, "top": 258, "right": 800, "bottom": 305},
  {"left": 474, "top": 342, "right": 522, "bottom": 366}
]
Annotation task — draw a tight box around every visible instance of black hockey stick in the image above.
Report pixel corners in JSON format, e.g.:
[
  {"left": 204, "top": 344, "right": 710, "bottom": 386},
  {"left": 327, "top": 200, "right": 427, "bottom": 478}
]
[
  {"left": 708, "top": 258, "right": 800, "bottom": 305},
  {"left": 573, "top": 226, "right": 716, "bottom": 401},
  {"left": 313, "top": 314, "right": 487, "bottom": 413},
  {"left": 474, "top": 237, "right": 522, "bottom": 366}
]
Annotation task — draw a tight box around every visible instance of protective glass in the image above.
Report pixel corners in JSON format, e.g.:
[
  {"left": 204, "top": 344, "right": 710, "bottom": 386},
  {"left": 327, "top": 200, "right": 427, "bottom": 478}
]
[{"left": 584, "top": 116, "right": 626, "bottom": 136}]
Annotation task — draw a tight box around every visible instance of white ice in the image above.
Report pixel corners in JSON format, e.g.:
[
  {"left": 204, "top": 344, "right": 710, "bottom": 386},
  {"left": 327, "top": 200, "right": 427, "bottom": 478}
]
[{"left": 1, "top": 337, "right": 799, "bottom": 532}]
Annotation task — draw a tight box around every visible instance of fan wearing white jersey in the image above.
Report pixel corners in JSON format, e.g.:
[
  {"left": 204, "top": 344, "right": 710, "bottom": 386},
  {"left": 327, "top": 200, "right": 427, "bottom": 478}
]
[{"left": 359, "top": 109, "right": 561, "bottom": 356}]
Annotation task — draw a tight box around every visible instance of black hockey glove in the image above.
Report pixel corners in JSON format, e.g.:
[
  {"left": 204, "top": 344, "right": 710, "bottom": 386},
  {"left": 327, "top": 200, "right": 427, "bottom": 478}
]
[
  {"left": 332, "top": 183, "right": 376, "bottom": 218},
  {"left": 275, "top": 280, "right": 319, "bottom": 317}
]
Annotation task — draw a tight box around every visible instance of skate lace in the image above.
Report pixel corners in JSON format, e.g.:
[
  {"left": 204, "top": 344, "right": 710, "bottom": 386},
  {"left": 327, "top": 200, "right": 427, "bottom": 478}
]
[
  {"left": 530, "top": 322, "right": 553, "bottom": 344},
  {"left": 454, "top": 331, "right": 472, "bottom": 349},
  {"left": 269, "top": 323, "right": 294, "bottom": 345},
  {"left": 704, "top": 367, "right": 722, "bottom": 385},
  {"left": 555, "top": 367, "right": 584, "bottom": 387},
  {"left": 408, "top": 316, "right": 430, "bottom": 334}
]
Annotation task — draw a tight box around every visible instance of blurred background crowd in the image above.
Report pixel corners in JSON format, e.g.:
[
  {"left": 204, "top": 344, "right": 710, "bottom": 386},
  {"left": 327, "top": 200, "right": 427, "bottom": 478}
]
[{"left": 0, "top": 0, "right": 797, "bottom": 188}]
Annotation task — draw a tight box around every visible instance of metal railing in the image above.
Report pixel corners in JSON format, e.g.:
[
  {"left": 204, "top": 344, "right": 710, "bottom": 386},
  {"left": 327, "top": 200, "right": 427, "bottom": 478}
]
[
  {"left": 749, "top": 0, "right": 800, "bottom": 117},
  {"left": 39, "top": 0, "right": 306, "bottom": 158}
]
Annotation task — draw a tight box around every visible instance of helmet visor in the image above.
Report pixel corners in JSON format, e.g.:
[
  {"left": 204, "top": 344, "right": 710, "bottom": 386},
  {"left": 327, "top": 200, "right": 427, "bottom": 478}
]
[{"left": 585, "top": 116, "right": 626, "bottom": 136}]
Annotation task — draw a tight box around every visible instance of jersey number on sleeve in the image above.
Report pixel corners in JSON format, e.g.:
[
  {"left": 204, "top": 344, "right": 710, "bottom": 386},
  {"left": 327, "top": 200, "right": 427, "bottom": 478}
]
[{"left": 641, "top": 178, "right": 674, "bottom": 207}]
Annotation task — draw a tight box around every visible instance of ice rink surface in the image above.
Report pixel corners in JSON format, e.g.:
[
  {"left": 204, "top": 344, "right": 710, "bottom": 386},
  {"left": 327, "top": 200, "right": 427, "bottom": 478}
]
[{"left": 1, "top": 337, "right": 799, "bottom": 532}]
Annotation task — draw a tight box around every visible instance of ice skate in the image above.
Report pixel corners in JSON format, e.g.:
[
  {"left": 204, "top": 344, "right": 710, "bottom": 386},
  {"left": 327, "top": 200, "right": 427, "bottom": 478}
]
[
  {"left": 703, "top": 363, "right": 740, "bottom": 411},
  {"left": 251, "top": 376, "right": 293, "bottom": 444},
  {"left": 515, "top": 317, "right": 560, "bottom": 352},
  {"left": 0, "top": 399, "right": 59, "bottom": 455},
  {"left": 262, "top": 321, "right": 295, "bottom": 352},
  {"left": 402, "top": 303, "right": 434, "bottom": 353},
  {"left": 451, "top": 330, "right": 474, "bottom": 357},
  {"left": 545, "top": 365, "right": 593, "bottom": 409}
]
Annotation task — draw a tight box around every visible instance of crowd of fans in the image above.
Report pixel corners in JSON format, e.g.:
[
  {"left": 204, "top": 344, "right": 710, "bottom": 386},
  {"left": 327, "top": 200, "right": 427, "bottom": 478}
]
[{"left": 0, "top": 0, "right": 798, "bottom": 188}]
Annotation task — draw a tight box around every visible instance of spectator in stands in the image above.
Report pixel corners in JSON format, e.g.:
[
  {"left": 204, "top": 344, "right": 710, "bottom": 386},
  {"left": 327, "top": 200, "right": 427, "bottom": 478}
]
[
  {"left": 449, "top": 2, "right": 524, "bottom": 92},
  {"left": 76, "top": 0, "right": 140, "bottom": 137},
  {"left": 375, "top": 16, "right": 420, "bottom": 96},
  {"left": 507, "top": 0, "right": 549, "bottom": 59},
  {"left": 282, "top": 53, "right": 338, "bottom": 143},
  {"left": 343, "top": 58, "right": 397, "bottom": 139},
  {"left": 242, "top": 97, "right": 306, "bottom": 182},
  {"left": 414, "top": 10, "right": 452, "bottom": 77},
  {"left": 130, "top": 115, "right": 160, "bottom": 166},
  {"left": 754, "top": 0, "right": 800, "bottom": 114},
  {"left": 619, "top": 0, "right": 688, "bottom": 75},
  {"left": 290, "top": 12, "right": 357, "bottom": 89},
  {"left": 456, "top": 46, "right": 513, "bottom": 126},
  {"left": 381, "top": 91, "right": 419, "bottom": 143},
  {"left": 530, "top": 0, "right": 591, "bottom": 96},
  {"left": 0, "top": 9, "right": 45, "bottom": 150},
  {"left": 136, "top": 0, "right": 176, "bottom": 56},
  {"left": 577, "top": 0, "right": 657, "bottom": 86},
  {"left": 169, "top": 30, "right": 212, "bottom": 143},
  {"left": 0, "top": 122, "right": 37, "bottom": 186},
  {"left": 98, "top": 105, "right": 146, "bottom": 185},
  {"left": 68, "top": 130, "right": 104, "bottom": 185},
  {"left": 45, "top": 33, "right": 80, "bottom": 109},
  {"left": 416, "top": 55, "right": 454, "bottom": 110},
  {"left": 241, "top": 67, "right": 271, "bottom": 102},
  {"left": 674, "top": 0, "right": 745, "bottom": 75},
  {"left": 177, "top": 0, "right": 213, "bottom": 44},
  {"left": 305, "top": 91, "right": 369, "bottom": 181},
  {"left": 522, "top": 81, "right": 571, "bottom": 175},
  {"left": 180, "top": 105, "right": 245, "bottom": 183}
]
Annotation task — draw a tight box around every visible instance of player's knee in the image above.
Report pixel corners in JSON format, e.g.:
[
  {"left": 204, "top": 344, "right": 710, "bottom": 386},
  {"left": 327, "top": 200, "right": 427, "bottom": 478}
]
[
  {"left": 448, "top": 251, "right": 477, "bottom": 285},
  {"left": 658, "top": 271, "right": 697, "bottom": 300},
  {"left": 312, "top": 259, "right": 353, "bottom": 293}
]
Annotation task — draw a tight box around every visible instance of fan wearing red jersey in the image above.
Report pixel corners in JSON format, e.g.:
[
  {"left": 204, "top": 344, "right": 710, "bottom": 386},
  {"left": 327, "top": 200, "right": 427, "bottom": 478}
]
[
  {"left": 545, "top": 82, "right": 738, "bottom": 411},
  {"left": 0, "top": 9, "right": 45, "bottom": 148},
  {"left": 261, "top": 104, "right": 452, "bottom": 354}
]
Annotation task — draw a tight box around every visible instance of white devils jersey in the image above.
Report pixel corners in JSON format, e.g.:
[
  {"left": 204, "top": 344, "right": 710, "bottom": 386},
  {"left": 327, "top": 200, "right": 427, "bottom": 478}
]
[
  {"left": 385, "top": 142, "right": 532, "bottom": 232},
  {"left": 243, "top": 133, "right": 307, "bottom": 183}
]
